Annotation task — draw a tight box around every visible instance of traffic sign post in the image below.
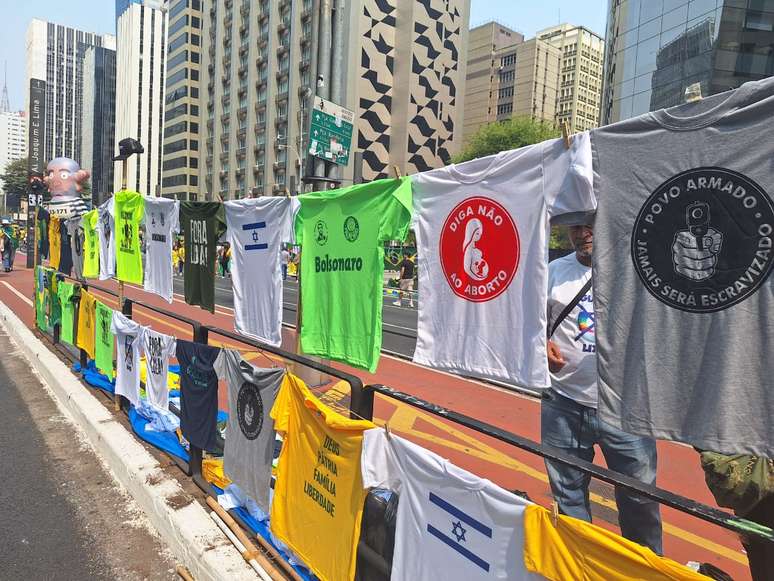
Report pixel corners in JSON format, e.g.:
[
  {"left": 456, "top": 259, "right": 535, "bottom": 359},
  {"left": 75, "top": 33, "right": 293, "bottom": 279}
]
[{"left": 307, "top": 96, "right": 354, "bottom": 167}]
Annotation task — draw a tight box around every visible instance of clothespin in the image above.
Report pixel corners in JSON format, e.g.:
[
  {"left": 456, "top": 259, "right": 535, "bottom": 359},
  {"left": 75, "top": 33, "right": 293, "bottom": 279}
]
[
  {"left": 392, "top": 165, "right": 402, "bottom": 179},
  {"left": 384, "top": 422, "right": 392, "bottom": 440},
  {"left": 550, "top": 501, "right": 559, "bottom": 527},
  {"left": 561, "top": 121, "right": 572, "bottom": 149},
  {"left": 684, "top": 82, "right": 703, "bottom": 103}
]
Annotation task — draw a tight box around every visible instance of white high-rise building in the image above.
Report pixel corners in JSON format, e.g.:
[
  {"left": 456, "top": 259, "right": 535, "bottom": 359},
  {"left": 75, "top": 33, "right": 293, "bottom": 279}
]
[
  {"left": 114, "top": 0, "right": 168, "bottom": 195},
  {"left": 25, "top": 19, "right": 116, "bottom": 165},
  {"left": 0, "top": 111, "right": 27, "bottom": 208}
]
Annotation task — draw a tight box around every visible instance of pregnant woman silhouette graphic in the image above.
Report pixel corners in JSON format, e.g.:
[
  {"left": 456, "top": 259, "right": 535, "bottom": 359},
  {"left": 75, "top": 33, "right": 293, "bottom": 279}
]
[{"left": 463, "top": 218, "right": 489, "bottom": 281}]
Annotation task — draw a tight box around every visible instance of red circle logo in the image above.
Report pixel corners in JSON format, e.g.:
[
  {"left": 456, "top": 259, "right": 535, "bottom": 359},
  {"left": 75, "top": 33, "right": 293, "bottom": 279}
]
[{"left": 440, "top": 197, "right": 520, "bottom": 302}]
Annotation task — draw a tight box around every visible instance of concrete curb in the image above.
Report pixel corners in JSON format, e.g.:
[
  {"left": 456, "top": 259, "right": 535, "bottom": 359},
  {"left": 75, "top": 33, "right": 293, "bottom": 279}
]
[{"left": 0, "top": 301, "right": 257, "bottom": 581}]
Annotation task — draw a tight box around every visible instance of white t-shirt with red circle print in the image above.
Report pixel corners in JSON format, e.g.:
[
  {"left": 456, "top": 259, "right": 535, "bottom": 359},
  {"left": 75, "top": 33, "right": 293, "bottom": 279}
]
[{"left": 410, "top": 134, "right": 596, "bottom": 389}]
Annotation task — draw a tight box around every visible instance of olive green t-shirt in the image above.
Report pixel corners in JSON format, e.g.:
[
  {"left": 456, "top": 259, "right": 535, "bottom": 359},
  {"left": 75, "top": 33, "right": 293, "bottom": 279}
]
[
  {"left": 82, "top": 209, "right": 100, "bottom": 279},
  {"left": 295, "top": 177, "right": 412, "bottom": 372},
  {"left": 113, "top": 191, "right": 145, "bottom": 284},
  {"left": 180, "top": 202, "right": 226, "bottom": 313}
]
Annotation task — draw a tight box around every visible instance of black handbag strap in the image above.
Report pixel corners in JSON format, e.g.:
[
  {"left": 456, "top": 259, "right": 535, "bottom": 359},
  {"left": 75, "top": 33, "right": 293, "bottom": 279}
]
[{"left": 549, "top": 277, "right": 592, "bottom": 339}]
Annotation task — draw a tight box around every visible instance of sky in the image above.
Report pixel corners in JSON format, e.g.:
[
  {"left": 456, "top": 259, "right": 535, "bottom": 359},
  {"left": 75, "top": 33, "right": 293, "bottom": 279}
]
[{"left": 0, "top": 0, "right": 609, "bottom": 112}]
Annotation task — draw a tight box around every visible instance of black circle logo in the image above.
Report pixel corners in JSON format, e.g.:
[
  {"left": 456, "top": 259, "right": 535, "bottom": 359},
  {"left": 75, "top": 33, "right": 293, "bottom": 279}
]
[
  {"left": 314, "top": 220, "right": 328, "bottom": 246},
  {"left": 236, "top": 382, "right": 264, "bottom": 440},
  {"left": 343, "top": 216, "right": 359, "bottom": 242},
  {"left": 631, "top": 167, "right": 774, "bottom": 313}
]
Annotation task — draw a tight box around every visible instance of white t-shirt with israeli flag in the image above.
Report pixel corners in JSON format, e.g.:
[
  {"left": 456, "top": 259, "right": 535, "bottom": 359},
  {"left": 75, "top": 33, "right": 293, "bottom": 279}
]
[
  {"left": 362, "top": 428, "right": 544, "bottom": 580},
  {"left": 224, "top": 197, "right": 296, "bottom": 346}
]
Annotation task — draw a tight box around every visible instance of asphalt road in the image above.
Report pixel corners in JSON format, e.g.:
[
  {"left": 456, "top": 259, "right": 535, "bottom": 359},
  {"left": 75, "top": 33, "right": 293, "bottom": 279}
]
[
  {"left": 0, "top": 327, "right": 176, "bottom": 579},
  {"left": 173, "top": 274, "right": 420, "bottom": 357}
]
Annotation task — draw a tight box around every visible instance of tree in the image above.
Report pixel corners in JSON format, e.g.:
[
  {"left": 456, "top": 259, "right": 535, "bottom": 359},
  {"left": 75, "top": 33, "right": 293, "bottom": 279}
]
[
  {"left": 0, "top": 157, "right": 29, "bottom": 209},
  {"left": 453, "top": 117, "right": 560, "bottom": 164}
]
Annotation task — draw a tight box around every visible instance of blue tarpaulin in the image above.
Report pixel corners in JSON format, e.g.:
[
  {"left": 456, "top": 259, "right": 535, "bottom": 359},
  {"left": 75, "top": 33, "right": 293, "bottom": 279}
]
[
  {"left": 72, "top": 360, "right": 115, "bottom": 394},
  {"left": 128, "top": 406, "right": 189, "bottom": 461}
]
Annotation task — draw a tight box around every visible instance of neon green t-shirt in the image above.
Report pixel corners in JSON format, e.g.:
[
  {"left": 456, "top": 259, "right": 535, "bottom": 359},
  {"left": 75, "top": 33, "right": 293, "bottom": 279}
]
[
  {"left": 82, "top": 209, "right": 100, "bottom": 278},
  {"left": 57, "top": 281, "right": 77, "bottom": 345},
  {"left": 94, "top": 301, "right": 114, "bottom": 377},
  {"left": 113, "top": 191, "right": 145, "bottom": 284},
  {"left": 295, "top": 177, "right": 412, "bottom": 372}
]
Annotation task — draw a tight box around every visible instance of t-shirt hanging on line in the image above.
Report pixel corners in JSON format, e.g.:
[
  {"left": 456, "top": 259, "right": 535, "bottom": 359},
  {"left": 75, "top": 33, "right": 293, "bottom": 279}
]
[
  {"left": 177, "top": 340, "right": 222, "bottom": 452},
  {"left": 112, "top": 191, "right": 145, "bottom": 285},
  {"left": 591, "top": 75, "right": 774, "bottom": 456},
  {"left": 361, "top": 428, "right": 540, "bottom": 581},
  {"left": 81, "top": 209, "right": 100, "bottom": 278},
  {"left": 58, "top": 218, "right": 73, "bottom": 276},
  {"left": 215, "top": 349, "right": 284, "bottom": 514},
  {"left": 48, "top": 215, "right": 61, "bottom": 270},
  {"left": 57, "top": 281, "right": 77, "bottom": 345},
  {"left": 144, "top": 197, "right": 180, "bottom": 303},
  {"left": 295, "top": 177, "right": 412, "bottom": 372},
  {"left": 96, "top": 198, "right": 115, "bottom": 281},
  {"left": 411, "top": 134, "right": 595, "bottom": 388},
  {"left": 94, "top": 301, "right": 115, "bottom": 378},
  {"left": 111, "top": 311, "right": 144, "bottom": 407},
  {"left": 65, "top": 216, "right": 85, "bottom": 279},
  {"left": 141, "top": 328, "right": 177, "bottom": 411},
  {"left": 224, "top": 197, "right": 295, "bottom": 346},
  {"left": 76, "top": 289, "right": 97, "bottom": 360},
  {"left": 180, "top": 202, "right": 226, "bottom": 313}
]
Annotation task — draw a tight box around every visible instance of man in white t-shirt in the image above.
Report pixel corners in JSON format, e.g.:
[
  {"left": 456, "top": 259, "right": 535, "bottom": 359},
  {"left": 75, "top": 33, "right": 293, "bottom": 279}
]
[{"left": 542, "top": 223, "right": 663, "bottom": 555}]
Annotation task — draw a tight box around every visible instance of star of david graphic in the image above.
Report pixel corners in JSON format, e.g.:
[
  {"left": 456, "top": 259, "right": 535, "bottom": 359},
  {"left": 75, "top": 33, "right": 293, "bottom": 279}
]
[
  {"left": 451, "top": 520, "right": 467, "bottom": 543},
  {"left": 252, "top": 229, "right": 260, "bottom": 242}
]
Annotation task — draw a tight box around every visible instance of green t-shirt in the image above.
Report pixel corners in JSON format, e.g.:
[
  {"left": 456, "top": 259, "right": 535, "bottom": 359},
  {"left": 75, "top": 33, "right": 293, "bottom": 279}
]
[
  {"left": 35, "top": 266, "right": 47, "bottom": 330},
  {"left": 113, "top": 191, "right": 145, "bottom": 284},
  {"left": 57, "top": 281, "right": 77, "bottom": 345},
  {"left": 94, "top": 301, "right": 114, "bottom": 377},
  {"left": 46, "top": 268, "right": 60, "bottom": 328},
  {"left": 295, "top": 177, "right": 412, "bottom": 372},
  {"left": 180, "top": 202, "right": 226, "bottom": 313},
  {"left": 82, "top": 209, "right": 100, "bottom": 278}
]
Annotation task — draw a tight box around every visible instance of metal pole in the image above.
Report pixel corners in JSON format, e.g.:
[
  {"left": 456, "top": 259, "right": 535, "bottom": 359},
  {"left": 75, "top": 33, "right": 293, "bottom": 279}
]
[
  {"left": 314, "top": 0, "right": 332, "bottom": 189},
  {"left": 115, "top": 159, "right": 128, "bottom": 412},
  {"left": 327, "top": 0, "right": 345, "bottom": 185}
]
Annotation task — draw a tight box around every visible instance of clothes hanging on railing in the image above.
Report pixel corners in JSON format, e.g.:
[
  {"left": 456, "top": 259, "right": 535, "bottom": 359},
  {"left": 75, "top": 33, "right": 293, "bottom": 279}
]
[
  {"left": 56, "top": 281, "right": 77, "bottom": 346},
  {"left": 48, "top": 215, "right": 62, "bottom": 271},
  {"left": 96, "top": 197, "right": 115, "bottom": 281},
  {"left": 215, "top": 349, "right": 284, "bottom": 514},
  {"left": 141, "top": 327, "right": 176, "bottom": 411},
  {"left": 94, "top": 301, "right": 114, "bottom": 378},
  {"left": 592, "top": 74, "right": 774, "bottom": 457},
  {"left": 81, "top": 209, "right": 100, "bottom": 279},
  {"left": 294, "top": 177, "right": 413, "bottom": 373},
  {"left": 76, "top": 289, "right": 96, "bottom": 360},
  {"left": 270, "top": 372, "right": 375, "bottom": 581},
  {"left": 179, "top": 201, "right": 226, "bottom": 313},
  {"left": 65, "top": 216, "right": 85, "bottom": 280},
  {"left": 176, "top": 339, "right": 222, "bottom": 453},
  {"left": 143, "top": 197, "right": 180, "bottom": 303},
  {"left": 410, "top": 133, "right": 595, "bottom": 389},
  {"left": 224, "top": 197, "right": 295, "bottom": 347},
  {"left": 111, "top": 311, "right": 144, "bottom": 407},
  {"left": 113, "top": 190, "right": 145, "bottom": 285}
]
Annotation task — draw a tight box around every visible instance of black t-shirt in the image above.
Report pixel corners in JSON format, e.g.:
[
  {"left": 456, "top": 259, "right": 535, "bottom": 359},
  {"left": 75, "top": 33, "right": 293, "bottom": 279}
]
[
  {"left": 177, "top": 340, "right": 222, "bottom": 452},
  {"left": 58, "top": 219, "right": 73, "bottom": 276},
  {"left": 399, "top": 258, "right": 414, "bottom": 279}
]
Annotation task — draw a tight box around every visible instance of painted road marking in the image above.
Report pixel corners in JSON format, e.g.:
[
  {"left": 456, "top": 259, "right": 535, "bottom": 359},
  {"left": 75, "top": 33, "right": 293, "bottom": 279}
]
[{"left": 2, "top": 282, "right": 33, "bottom": 307}]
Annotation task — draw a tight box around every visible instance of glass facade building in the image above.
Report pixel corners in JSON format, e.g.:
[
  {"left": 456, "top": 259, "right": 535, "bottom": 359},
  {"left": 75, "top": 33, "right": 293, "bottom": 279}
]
[{"left": 601, "top": 0, "right": 774, "bottom": 124}]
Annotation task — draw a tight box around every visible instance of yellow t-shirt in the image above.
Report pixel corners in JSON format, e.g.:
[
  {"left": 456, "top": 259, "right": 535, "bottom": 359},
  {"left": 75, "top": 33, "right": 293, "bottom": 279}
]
[
  {"left": 270, "top": 374, "right": 375, "bottom": 581},
  {"left": 523, "top": 505, "right": 709, "bottom": 581},
  {"left": 48, "top": 215, "right": 62, "bottom": 270},
  {"left": 76, "top": 289, "right": 97, "bottom": 360}
]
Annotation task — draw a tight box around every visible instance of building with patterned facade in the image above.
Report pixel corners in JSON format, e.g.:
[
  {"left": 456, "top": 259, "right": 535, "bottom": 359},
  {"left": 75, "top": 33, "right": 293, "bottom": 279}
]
[
  {"left": 0, "top": 111, "right": 27, "bottom": 210},
  {"left": 114, "top": 0, "right": 168, "bottom": 195},
  {"left": 199, "top": 0, "right": 469, "bottom": 200},
  {"left": 601, "top": 0, "right": 774, "bottom": 125},
  {"left": 161, "top": 0, "right": 204, "bottom": 200},
  {"left": 537, "top": 24, "right": 605, "bottom": 132},
  {"left": 25, "top": 19, "right": 116, "bottom": 166}
]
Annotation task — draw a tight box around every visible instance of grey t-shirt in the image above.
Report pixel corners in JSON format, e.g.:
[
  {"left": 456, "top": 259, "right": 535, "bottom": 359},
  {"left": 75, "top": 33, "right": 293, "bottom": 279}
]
[
  {"left": 215, "top": 350, "right": 284, "bottom": 513},
  {"left": 65, "top": 216, "right": 85, "bottom": 280},
  {"left": 592, "top": 76, "right": 774, "bottom": 456}
]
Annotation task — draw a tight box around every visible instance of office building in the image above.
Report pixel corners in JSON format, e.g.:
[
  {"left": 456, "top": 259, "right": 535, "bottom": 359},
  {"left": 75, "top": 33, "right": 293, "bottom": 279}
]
[
  {"left": 462, "top": 22, "right": 524, "bottom": 144},
  {"left": 0, "top": 111, "right": 27, "bottom": 210},
  {"left": 161, "top": 0, "right": 203, "bottom": 200},
  {"left": 537, "top": 24, "right": 604, "bottom": 132},
  {"left": 200, "top": 0, "right": 470, "bottom": 200},
  {"left": 602, "top": 0, "right": 774, "bottom": 125},
  {"left": 461, "top": 28, "right": 561, "bottom": 140},
  {"left": 25, "top": 19, "right": 116, "bottom": 164},
  {"left": 114, "top": 0, "right": 168, "bottom": 195},
  {"left": 81, "top": 45, "right": 117, "bottom": 205}
]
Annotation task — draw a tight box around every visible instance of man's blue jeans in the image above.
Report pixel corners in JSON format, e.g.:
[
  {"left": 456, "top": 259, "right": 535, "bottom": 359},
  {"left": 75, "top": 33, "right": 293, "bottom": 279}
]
[{"left": 541, "top": 388, "right": 663, "bottom": 555}]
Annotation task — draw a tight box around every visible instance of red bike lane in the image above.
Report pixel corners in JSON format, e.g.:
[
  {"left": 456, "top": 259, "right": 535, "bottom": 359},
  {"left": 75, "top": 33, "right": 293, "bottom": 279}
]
[{"left": 1, "top": 264, "right": 750, "bottom": 579}]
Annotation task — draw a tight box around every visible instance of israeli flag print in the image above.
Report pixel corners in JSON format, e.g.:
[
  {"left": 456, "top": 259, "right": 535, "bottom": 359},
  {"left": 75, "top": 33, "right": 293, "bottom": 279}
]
[{"left": 426, "top": 491, "right": 493, "bottom": 572}]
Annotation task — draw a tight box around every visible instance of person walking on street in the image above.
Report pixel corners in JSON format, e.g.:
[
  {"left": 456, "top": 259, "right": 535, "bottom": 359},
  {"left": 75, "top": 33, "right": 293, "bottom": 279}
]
[
  {"left": 541, "top": 223, "right": 663, "bottom": 555},
  {"left": 393, "top": 251, "right": 415, "bottom": 307},
  {"left": 281, "top": 247, "right": 290, "bottom": 281}
]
